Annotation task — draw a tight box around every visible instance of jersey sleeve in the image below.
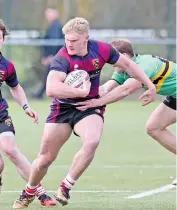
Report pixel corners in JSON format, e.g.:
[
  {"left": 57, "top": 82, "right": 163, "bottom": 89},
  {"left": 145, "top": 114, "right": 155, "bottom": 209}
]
[
  {"left": 5, "top": 62, "right": 19, "bottom": 87},
  {"left": 98, "top": 41, "right": 120, "bottom": 64},
  {"left": 111, "top": 71, "right": 130, "bottom": 85},
  {"left": 49, "top": 50, "right": 70, "bottom": 73}
]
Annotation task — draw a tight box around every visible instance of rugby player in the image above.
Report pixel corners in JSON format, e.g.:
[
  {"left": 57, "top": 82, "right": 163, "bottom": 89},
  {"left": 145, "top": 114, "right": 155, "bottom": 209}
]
[
  {"left": 77, "top": 38, "right": 176, "bottom": 185},
  {"left": 0, "top": 19, "right": 56, "bottom": 206},
  {"left": 13, "top": 18, "right": 156, "bottom": 208}
]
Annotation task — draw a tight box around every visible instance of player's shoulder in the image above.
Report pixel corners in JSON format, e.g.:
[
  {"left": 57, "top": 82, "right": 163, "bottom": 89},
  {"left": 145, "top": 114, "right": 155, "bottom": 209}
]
[
  {"left": 54, "top": 46, "right": 71, "bottom": 62},
  {"left": 89, "top": 39, "right": 100, "bottom": 46},
  {"left": 136, "top": 54, "right": 152, "bottom": 59},
  {"left": 88, "top": 39, "right": 99, "bottom": 51},
  {"left": 135, "top": 54, "right": 155, "bottom": 63},
  {"left": 89, "top": 39, "right": 110, "bottom": 48},
  {"left": 56, "top": 46, "right": 69, "bottom": 57},
  {"left": 89, "top": 39, "right": 111, "bottom": 54},
  {"left": 0, "top": 53, "right": 13, "bottom": 69}
]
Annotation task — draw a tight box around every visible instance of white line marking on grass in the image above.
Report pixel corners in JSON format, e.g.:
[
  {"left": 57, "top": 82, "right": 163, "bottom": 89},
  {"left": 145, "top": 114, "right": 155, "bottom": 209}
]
[
  {"left": 2, "top": 189, "right": 176, "bottom": 194},
  {"left": 103, "top": 165, "right": 176, "bottom": 169},
  {"left": 2, "top": 190, "right": 136, "bottom": 193},
  {"left": 125, "top": 184, "right": 176, "bottom": 199},
  {"left": 51, "top": 164, "right": 176, "bottom": 169}
]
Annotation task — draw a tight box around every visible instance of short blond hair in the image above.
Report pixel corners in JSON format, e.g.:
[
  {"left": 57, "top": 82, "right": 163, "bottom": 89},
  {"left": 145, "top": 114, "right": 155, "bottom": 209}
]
[
  {"left": 62, "top": 17, "right": 89, "bottom": 35},
  {"left": 110, "top": 38, "right": 134, "bottom": 57}
]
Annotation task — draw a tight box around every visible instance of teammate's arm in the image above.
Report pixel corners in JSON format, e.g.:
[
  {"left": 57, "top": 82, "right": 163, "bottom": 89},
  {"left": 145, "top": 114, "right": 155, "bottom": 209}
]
[
  {"left": 10, "top": 84, "right": 38, "bottom": 123},
  {"left": 46, "top": 70, "right": 90, "bottom": 98},
  {"left": 6, "top": 62, "right": 38, "bottom": 123}
]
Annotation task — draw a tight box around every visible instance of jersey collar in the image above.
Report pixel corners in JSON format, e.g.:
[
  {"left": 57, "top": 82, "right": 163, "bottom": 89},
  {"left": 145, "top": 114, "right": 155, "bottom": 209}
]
[{"left": 132, "top": 54, "right": 138, "bottom": 62}]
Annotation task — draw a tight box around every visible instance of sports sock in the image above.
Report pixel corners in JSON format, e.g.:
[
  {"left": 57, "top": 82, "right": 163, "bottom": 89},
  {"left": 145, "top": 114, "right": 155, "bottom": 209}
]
[
  {"left": 60, "top": 174, "right": 76, "bottom": 191},
  {"left": 35, "top": 183, "right": 46, "bottom": 197},
  {"left": 25, "top": 183, "right": 38, "bottom": 196}
]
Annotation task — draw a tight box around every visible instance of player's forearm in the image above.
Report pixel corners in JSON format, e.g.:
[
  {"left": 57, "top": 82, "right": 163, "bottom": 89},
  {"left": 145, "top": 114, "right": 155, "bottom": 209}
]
[
  {"left": 46, "top": 82, "right": 86, "bottom": 98},
  {"left": 98, "top": 85, "right": 132, "bottom": 106},
  {"left": 10, "top": 84, "right": 29, "bottom": 108},
  {"left": 99, "top": 80, "right": 118, "bottom": 97},
  {"left": 103, "top": 80, "right": 118, "bottom": 92}
]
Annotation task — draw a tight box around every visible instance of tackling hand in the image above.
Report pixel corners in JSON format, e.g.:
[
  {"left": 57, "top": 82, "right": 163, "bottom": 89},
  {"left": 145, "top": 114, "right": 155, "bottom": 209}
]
[
  {"left": 77, "top": 99, "right": 101, "bottom": 111},
  {"left": 138, "top": 87, "right": 156, "bottom": 106}
]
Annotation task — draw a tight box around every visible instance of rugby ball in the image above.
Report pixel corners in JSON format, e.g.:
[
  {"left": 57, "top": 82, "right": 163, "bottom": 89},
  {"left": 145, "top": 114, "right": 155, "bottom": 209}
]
[{"left": 64, "top": 70, "right": 90, "bottom": 88}]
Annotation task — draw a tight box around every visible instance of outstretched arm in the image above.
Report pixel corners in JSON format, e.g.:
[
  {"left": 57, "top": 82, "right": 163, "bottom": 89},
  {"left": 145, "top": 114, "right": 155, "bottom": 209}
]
[
  {"left": 99, "top": 80, "right": 118, "bottom": 97},
  {"left": 77, "top": 78, "right": 142, "bottom": 110},
  {"left": 114, "top": 54, "right": 155, "bottom": 92},
  {"left": 98, "top": 78, "right": 142, "bottom": 105}
]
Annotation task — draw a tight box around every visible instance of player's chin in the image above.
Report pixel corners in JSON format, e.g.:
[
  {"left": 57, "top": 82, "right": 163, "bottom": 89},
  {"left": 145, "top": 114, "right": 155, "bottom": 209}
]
[{"left": 68, "top": 50, "right": 76, "bottom": 55}]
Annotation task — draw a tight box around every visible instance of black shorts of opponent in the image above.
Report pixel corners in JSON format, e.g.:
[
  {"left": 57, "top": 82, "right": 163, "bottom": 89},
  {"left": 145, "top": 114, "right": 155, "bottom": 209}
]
[{"left": 163, "top": 96, "right": 176, "bottom": 110}]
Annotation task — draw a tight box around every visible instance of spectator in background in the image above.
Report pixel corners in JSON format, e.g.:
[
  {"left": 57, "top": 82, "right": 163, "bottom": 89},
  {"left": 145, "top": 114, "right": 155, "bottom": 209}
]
[{"left": 34, "top": 7, "right": 64, "bottom": 99}]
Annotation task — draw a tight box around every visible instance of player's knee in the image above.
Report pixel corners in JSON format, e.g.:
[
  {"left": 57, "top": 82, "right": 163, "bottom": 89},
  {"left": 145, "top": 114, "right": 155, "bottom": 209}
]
[
  {"left": 83, "top": 137, "right": 100, "bottom": 154},
  {"left": 38, "top": 161, "right": 52, "bottom": 169},
  {"left": 37, "top": 154, "right": 56, "bottom": 169},
  {"left": 146, "top": 122, "right": 159, "bottom": 137},
  {"left": 3, "top": 147, "right": 19, "bottom": 161}
]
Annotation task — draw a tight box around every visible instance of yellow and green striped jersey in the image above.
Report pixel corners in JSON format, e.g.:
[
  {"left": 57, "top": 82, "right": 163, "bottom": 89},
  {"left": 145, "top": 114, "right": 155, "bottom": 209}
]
[{"left": 111, "top": 54, "right": 176, "bottom": 97}]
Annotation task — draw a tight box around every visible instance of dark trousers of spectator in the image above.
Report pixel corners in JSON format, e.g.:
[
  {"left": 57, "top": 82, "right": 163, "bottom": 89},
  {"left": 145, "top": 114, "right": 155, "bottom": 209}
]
[{"left": 34, "top": 66, "right": 49, "bottom": 99}]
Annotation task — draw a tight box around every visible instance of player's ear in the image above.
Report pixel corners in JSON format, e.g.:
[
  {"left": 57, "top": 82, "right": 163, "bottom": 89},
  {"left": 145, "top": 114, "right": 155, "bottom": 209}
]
[
  {"left": 123, "top": 53, "right": 130, "bottom": 58},
  {"left": 85, "top": 35, "right": 89, "bottom": 41}
]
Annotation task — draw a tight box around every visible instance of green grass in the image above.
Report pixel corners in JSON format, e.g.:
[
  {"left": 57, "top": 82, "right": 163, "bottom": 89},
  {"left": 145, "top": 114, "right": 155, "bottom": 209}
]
[{"left": 0, "top": 100, "right": 176, "bottom": 209}]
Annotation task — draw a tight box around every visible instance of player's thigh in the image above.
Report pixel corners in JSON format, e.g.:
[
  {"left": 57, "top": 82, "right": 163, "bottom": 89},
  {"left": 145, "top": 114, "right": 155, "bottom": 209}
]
[
  {"left": 0, "top": 134, "right": 18, "bottom": 157},
  {"left": 147, "top": 103, "right": 176, "bottom": 130},
  {"left": 0, "top": 116, "right": 16, "bottom": 153},
  {"left": 39, "top": 123, "right": 72, "bottom": 158},
  {"left": 74, "top": 114, "right": 104, "bottom": 144}
]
